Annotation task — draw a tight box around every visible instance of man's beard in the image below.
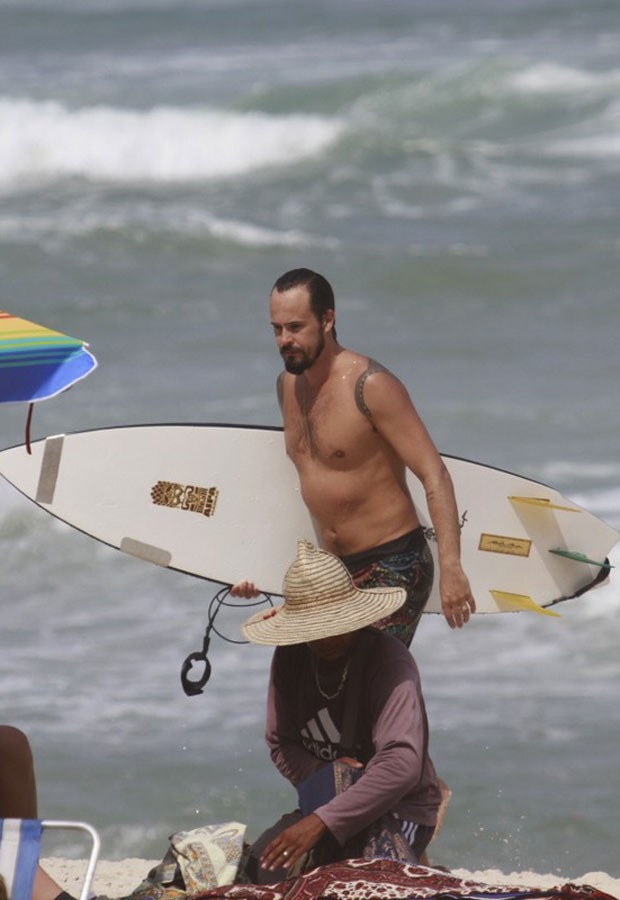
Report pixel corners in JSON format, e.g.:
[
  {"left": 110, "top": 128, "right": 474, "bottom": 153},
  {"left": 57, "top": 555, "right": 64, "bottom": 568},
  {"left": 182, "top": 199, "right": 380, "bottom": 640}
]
[{"left": 281, "top": 333, "right": 325, "bottom": 375}]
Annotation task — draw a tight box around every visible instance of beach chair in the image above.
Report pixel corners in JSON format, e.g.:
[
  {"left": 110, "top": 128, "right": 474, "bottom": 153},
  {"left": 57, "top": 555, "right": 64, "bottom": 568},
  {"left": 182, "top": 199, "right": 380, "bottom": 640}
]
[{"left": 0, "top": 819, "right": 100, "bottom": 900}]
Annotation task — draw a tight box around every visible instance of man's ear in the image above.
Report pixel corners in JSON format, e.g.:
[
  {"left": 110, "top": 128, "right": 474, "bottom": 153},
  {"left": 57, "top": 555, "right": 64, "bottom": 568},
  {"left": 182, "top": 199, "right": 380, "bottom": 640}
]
[{"left": 322, "top": 309, "right": 335, "bottom": 334}]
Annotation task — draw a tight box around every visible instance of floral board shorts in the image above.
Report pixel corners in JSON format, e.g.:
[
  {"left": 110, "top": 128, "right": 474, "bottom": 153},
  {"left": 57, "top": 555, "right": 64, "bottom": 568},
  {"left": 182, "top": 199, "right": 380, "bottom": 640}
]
[{"left": 339, "top": 527, "right": 434, "bottom": 648}]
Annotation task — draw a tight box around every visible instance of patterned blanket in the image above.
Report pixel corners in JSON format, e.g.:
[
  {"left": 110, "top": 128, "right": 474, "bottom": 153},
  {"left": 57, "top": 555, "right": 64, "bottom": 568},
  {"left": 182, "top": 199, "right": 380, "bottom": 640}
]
[
  {"left": 127, "top": 825, "right": 615, "bottom": 900},
  {"left": 192, "top": 859, "right": 617, "bottom": 900}
]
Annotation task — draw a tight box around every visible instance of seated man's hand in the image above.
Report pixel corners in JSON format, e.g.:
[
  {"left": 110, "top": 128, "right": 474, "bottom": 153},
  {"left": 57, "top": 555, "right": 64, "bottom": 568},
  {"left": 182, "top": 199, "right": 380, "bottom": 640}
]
[
  {"left": 261, "top": 813, "right": 327, "bottom": 872},
  {"left": 336, "top": 756, "right": 363, "bottom": 769}
]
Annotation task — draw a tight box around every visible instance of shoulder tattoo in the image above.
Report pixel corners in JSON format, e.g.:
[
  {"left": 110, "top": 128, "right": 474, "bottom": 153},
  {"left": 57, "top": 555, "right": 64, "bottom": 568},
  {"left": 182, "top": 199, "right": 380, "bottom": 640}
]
[{"left": 354, "top": 358, "right": 390, "bottom": 420}]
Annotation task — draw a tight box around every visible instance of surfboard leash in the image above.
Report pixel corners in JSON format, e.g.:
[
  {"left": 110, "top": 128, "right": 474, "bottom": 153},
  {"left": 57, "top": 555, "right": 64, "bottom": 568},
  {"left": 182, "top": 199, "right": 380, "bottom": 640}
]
[{"left": 180, "top": 587, "right": 274, "bottom": 696}]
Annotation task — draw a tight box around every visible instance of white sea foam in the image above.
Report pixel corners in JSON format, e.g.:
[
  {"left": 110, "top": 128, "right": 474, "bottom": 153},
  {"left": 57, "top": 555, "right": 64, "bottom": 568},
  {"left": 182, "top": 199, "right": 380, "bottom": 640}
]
[
  {"left": 0, "top": 97, "right": 343, "bottom": 188},
  {"left": 509, "top": 62, "right": 620, "bottom": 95},
  {"left": 0, "top": 205, "right": 339, "bottom": 250},
  {"left": 543, "top": 133, "right": 620, "bottom": 160}
]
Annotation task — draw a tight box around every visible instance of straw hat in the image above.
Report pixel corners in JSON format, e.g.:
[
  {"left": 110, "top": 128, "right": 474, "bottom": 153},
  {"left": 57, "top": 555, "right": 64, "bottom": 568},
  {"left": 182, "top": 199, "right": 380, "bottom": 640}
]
[{"left": 242, "top": 539, "right": 406, "bottom": 646}]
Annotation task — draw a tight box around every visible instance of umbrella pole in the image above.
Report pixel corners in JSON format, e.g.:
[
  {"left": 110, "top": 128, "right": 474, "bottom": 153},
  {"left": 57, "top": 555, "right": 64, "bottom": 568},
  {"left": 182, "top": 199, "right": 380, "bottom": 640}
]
[{"left": 25, "top": 402, "right": 34, "bottom": 455}]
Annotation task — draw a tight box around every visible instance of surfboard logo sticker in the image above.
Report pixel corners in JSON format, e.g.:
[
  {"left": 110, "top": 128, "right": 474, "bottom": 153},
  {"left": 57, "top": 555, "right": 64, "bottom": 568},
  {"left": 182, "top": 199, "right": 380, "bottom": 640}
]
[
  {"left": 479, "top": 533, "right": 532, "bottom": 557},
  {"left": 151, "top": 481, "right": 219, "bottom": 518}
]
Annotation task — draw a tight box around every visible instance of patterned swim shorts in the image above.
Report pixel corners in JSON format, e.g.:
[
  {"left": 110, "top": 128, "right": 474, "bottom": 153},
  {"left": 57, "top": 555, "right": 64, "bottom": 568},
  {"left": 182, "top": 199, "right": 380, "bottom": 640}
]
[{"left": 339, "top": 527, "right": 434, "bottom": 647}]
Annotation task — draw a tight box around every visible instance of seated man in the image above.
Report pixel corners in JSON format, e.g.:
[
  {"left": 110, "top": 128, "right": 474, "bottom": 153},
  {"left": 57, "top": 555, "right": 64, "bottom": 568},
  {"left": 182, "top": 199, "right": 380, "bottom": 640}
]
[{"left": 241, "top": 540, "right": 441, "bottom": 884}]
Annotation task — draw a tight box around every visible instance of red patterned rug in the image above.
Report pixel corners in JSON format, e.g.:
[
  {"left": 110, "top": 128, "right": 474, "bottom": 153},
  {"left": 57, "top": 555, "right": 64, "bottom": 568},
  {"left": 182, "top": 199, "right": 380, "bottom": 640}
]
[{"left": 193, "top": 859, "right": 616, "bottom": 900}]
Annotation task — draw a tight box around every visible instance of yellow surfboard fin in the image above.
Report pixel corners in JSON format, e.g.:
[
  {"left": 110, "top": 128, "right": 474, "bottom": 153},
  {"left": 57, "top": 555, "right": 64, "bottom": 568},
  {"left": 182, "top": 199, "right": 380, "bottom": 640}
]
[
  {"left": 509, "top": 496, "right": 580, "bottom": 513},
  {"left": 490, "top": 589, "right": 561, "bottom": 617}
]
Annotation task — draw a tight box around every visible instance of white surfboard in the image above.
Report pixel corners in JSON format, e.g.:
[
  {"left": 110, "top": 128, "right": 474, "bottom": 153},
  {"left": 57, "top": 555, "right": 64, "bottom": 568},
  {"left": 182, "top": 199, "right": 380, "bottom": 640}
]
[{"left": 0, "top": 424, "right": 616, "bottom": 614}]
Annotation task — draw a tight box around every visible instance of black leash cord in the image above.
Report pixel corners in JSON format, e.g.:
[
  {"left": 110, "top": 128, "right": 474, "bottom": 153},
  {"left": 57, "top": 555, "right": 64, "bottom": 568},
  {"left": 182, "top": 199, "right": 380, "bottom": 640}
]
[{"left": 180, "top": 587, "right": 273, "bottom": 696}]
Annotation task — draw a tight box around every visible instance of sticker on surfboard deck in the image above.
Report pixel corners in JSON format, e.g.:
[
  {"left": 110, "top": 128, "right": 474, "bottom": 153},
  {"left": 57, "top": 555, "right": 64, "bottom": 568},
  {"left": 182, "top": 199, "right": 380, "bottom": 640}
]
[
  {"left": 478, "top": 534, "right": 532, "bottom": 557},
  {"left": 150, "top": 480, "right": 219, "bottom": 518},
  {"left": 0, "top": 424, "right": 617, "bottom": 615}
]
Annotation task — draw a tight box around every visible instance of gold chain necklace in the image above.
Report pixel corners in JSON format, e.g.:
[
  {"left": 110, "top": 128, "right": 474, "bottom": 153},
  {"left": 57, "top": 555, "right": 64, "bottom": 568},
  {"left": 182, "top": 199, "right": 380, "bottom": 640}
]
[{"left": 313, "top": 658, "right": 351, "bottom": 700}]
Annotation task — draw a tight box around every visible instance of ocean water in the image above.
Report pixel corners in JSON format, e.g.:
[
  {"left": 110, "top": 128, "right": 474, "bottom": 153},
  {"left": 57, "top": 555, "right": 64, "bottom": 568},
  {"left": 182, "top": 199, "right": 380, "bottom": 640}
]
[{"left": 1, "top": 0, "right": 619, "bottom": 881}]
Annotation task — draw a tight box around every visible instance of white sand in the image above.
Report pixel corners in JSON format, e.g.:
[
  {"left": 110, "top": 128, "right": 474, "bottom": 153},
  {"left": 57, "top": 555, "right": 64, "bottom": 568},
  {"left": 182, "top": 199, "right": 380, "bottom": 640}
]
[
  {"left": 43, "top": 857, "right": 620, "bottom": 898},
  {"left": 452, "top": 868, "right": 620, "bottom": 898},
  {"left": 43, "top": 858, "right": 160, "bottom": 898}
]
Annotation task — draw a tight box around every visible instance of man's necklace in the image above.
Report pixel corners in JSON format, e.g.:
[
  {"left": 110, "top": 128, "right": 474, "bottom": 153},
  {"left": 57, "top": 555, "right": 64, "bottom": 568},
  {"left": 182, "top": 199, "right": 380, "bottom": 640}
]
[{"left": 313, "top": 658, "right": 351, "bottom": 700}]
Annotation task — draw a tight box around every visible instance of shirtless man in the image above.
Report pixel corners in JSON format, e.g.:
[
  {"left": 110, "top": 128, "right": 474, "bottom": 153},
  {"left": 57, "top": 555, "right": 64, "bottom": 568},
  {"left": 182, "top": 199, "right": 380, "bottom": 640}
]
[{"left": 234, "top": 268, "right": 474, "bottom": 642}]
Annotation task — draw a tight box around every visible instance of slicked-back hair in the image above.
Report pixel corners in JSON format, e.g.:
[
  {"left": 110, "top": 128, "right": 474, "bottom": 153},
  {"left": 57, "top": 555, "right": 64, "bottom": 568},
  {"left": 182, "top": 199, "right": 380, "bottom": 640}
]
[{"left": 272, "top": 268, "right": 337, "bottom": 338}]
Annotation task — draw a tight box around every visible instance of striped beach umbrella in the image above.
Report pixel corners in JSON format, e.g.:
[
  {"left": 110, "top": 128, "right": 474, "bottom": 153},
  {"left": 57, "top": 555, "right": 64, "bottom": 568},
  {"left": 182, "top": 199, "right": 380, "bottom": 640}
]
[{"left": 0, "top": 310, "right": 97, "bottom": 450}]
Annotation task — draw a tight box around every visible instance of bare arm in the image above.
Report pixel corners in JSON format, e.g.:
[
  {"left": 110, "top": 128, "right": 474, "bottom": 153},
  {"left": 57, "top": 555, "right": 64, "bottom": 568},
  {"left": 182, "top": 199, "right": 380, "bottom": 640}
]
[
  {"left": 363, "top": 371, "right": 475, "bottom": 628},
  {"left": 0, "top": 726, "right": 68, "bottom": 900}
]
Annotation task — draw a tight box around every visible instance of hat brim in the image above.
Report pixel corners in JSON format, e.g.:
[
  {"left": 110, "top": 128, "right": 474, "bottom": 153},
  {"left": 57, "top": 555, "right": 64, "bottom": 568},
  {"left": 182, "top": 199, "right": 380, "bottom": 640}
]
[{"left": 242, "top": 584, "right": 406, "bottom": 646}]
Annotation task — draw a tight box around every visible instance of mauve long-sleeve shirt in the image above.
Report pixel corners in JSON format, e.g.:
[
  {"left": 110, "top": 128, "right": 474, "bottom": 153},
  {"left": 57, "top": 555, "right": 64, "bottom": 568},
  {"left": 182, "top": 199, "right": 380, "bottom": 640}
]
[{"left": 265, "top": 628, "right": 441, "bottom": 846}]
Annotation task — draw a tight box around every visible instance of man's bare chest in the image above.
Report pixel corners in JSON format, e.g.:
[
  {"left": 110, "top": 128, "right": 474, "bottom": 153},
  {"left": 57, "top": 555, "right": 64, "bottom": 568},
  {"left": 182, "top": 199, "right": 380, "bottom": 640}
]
[{"left": 283, "top": 395, "right": 373, "bottom": 467}]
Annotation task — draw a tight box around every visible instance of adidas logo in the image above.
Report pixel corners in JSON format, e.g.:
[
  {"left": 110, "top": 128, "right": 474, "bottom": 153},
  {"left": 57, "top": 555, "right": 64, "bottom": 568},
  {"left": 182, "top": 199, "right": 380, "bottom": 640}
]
[{"left": 300, "top": 707, "right": 341, "bottom": 761}]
